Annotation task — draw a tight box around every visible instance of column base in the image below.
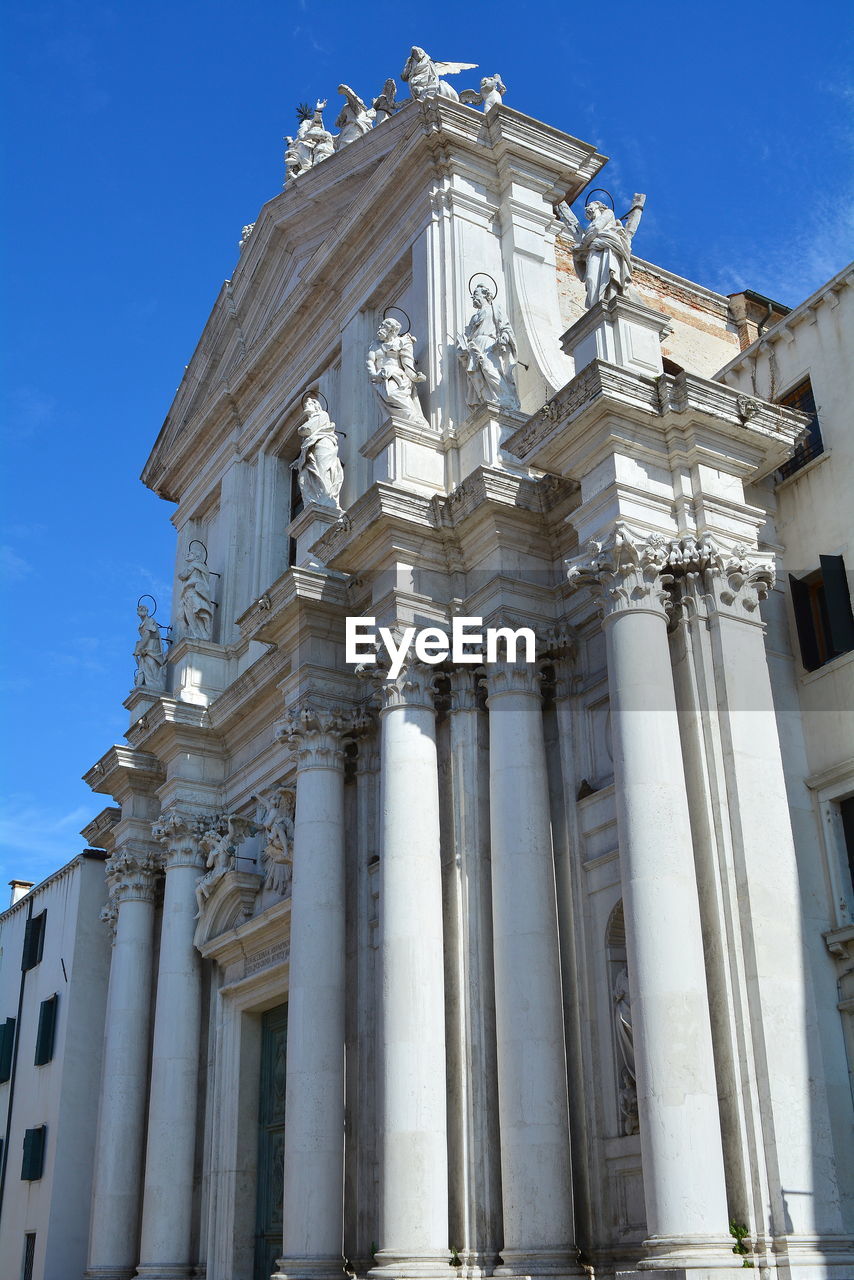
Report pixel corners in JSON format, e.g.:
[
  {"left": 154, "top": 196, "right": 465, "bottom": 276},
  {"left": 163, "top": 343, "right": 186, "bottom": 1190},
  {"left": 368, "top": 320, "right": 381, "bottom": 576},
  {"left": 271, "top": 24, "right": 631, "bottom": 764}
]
[
  {"left": 85, "top": 1269, "right": 137, "bottom": 1280},
  {"left": 135, "top": 1268, "right": 195, "bottom": 1280},
  {"left": 617, "top": 1272, "right": 746, "bottom": 1280},
  {"left": 272, "top": 1257, "right": 346, "bottom": 1280},
  {"left": 369, "top": 1250, "right": 452, "bottom": 1279},
  {"left": 495, "top": 1248, "right": 585, "bottom": 1278}
]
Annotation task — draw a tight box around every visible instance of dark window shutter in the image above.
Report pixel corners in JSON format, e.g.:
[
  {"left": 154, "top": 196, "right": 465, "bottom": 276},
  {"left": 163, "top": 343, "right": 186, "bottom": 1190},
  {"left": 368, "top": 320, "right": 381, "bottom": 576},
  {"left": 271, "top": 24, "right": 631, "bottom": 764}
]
[
  {"left": 0, "top": 1017, "right": 15, "bottom": 1082},
  {"left": 819, "top": 555, "right": 854, "bottom": 657},
  {"left": 21, "top": 1126, "right": 46, "bottom": 1181},
  {"left": 840, "top": 796, "right": 854, "bottom": 894},
  {"left": 789, "top": 573, "right": 820, "bottom": 670},
  {"left": 21, "top": 911, "right": 46, "bottom": 971},
  {"left": 23, "top": 1234, "right": 36, "bottom": 1280},
  {"left": 34, "top": 995, "right": 58, "bottom": 1067}
]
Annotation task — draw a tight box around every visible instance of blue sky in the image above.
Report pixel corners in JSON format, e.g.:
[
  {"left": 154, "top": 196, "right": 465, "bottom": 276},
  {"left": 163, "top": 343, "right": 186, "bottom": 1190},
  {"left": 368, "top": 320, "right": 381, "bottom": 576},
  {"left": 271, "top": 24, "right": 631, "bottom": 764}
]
[{"left": 1, "top": 0, "right": 852, "bottom": 889}]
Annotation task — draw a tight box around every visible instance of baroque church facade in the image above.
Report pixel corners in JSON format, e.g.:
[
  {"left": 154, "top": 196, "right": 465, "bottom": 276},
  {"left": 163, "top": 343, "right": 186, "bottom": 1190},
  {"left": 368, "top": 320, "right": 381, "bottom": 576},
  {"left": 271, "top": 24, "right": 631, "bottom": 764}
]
[{"left": 4, "top": 47, "right": 853, "bottom": 1280}]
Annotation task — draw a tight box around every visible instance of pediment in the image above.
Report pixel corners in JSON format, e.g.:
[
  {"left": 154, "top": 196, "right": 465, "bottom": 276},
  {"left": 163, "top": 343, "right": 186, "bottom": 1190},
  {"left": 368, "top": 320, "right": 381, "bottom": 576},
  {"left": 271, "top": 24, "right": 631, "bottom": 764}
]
[{"left": 194, "top": 868, "right": 263, "bottom": 948}]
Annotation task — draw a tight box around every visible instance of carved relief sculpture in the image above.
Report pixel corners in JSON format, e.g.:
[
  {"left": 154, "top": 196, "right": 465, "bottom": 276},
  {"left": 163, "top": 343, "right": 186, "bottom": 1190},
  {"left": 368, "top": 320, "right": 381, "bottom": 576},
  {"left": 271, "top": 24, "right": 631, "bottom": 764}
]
[
  {"left": 292, "top": 395, "right": 344, "bottom": 512},
  {"left": 256, "top": 787, "right": 296, "bottom": 897},
  {"left": 556, "top": 194, "right": 646, "bottom": 309},
  {"left": 457, "top": 282, "right": 521, "bottom": 411},
  {"left": 133, "top": 604, "right": 165, "bottom": 689},
  {"left": 366, "top": 317, "right": 429, "bottom": 426},
  {"left": 401, "top": 46, "right": 477, "bottom": 102},
  {"left": 194, "top": 814, "right": 252, "bottom": 917},
  {"left": 178, "top": 547, "right": 214, "bottom": 640}
]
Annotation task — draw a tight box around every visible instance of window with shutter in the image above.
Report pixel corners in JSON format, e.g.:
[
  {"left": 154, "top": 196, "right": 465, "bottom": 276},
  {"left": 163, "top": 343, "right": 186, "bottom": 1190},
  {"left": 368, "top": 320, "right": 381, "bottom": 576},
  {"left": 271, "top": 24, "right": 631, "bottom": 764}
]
[
  {"left": 21, "top": 1126, "right": 46, "bottom": 1181},
  {"left": 23, "top": 1232, "right": 36, "bottom": 1280},
  {"left": 777, "top": 377, "right": 824, "bottom": 480},
  {"left": 0, "top": 1017, "right": 15, "bottom": 1083},
  {"left": 34, "top": 995, "right": 58, "bottom": 1067},
  {"left": 21, "top": 911, "right": 47, "bottom": 971},
  {"left": 789, "top": 557, "right": 854, "bottom": 671}
]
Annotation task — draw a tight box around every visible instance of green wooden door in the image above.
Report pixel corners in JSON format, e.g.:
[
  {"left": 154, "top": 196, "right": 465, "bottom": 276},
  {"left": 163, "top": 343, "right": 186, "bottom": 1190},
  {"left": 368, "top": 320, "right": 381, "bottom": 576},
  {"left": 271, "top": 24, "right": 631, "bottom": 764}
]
[{"left": 254, "top": 1003, "right": 288, "bottom": 1280}]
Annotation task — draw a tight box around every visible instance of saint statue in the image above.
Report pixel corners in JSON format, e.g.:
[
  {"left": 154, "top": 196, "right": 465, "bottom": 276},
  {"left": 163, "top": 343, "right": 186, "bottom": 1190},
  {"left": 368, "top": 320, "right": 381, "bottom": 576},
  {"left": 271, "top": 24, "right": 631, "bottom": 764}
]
[
  {"left": 557, "top": 194, "right": 646, "bottom": 309},
  {"left": 178, "top": 548, "right": 214, "bottom": 640},
  {"left": 613, "top": 967, "right": 640, "bottom": 1136},
  {"left": 194, "top": 815, "right": 249, "bottom": 917},
  {"left": 457, "top": 282, "right": 520, "bottom": 411},
  {"left": 366, "top": 317, "right": 428, "bottom": 425},
  {"left": 371, "top": 79, "right": 399, "bottom": 123},
  {"left": 401, "top": 46, "right": 477, "bottom": 102},
  {"left": 255, "top": 788, "right": 295, "bottom": 897},
  {"left": 292, "top": 396, "right": 345, "bottom": 511},
  {"left": 284, "top": 100, "right": 334, "bottom": 180},
  {"left": 334, "top": 84, "right": 374, "bottom": 149},
  {"left": 133, "top": 604, "right": 165, "bottom": 689}
]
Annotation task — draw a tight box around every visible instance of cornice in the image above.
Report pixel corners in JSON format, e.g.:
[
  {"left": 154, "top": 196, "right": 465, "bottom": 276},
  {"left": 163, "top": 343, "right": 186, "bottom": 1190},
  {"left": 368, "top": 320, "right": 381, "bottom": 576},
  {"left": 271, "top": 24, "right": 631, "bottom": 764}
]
[
  {"left": 122, "top": 696, "right": 224, "bottom": 762},
  {"left": 235, "top": 565, "right": 349, "bottom": 647},
  {"left": 311, "top": 482, "right": 440, "bottom": 574},
  {"left": 80, "top": 805, "right": 122, "bottom": 850},
  {"left": 84, "top": 744, "right": 165, "bottom": 799}
]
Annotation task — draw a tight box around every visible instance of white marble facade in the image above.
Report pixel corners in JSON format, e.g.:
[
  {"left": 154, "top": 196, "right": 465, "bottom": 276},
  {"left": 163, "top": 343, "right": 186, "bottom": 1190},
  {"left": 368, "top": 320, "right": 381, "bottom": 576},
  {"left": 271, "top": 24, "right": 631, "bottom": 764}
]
[{"left": 70, "top": 54, "right": 854, "bottom": 1280}]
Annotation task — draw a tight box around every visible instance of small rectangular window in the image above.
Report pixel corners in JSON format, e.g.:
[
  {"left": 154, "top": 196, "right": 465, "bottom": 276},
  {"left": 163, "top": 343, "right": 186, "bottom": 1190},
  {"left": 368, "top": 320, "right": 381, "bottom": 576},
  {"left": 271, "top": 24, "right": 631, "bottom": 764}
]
[
  {"left": 34, "top": 995, "right": 58, "bottom": 1067},
  {"left": 0, "top": 1017, "right": 15, "bottom": 1083},
  {"left": 789, "top": 555, "right": 854, "bottom": 671},
  {"left": 23, "top": 1232, "right": 36, "bottom": 1280},
  {"left": 21, "top": 911, "right": 46, "bottom": 972},
  {"left": 778, "top": 377, "right": 823, "bottom": 480},
  {"left": 21, "top": 1127, "right": 46, "bottom": 1181}
]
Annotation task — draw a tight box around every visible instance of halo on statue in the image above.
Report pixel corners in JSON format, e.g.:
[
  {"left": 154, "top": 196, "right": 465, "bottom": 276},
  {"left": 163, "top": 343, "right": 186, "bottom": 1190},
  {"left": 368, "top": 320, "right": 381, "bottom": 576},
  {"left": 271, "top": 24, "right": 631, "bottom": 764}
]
[
  {"left": 582, "top": 188, "right": 615, "bottom": 211},
  {"left": 301, "top": 389, "right": 329, "bottom": 412},
  {"left": 468, "top": 273, "right": 498, "bottom": 299},
  {"left": 382, "top": 306, "right": 411, "bottom": 336},
  {"left": 188, "top": 539, "right": 208, "bottom": 564},
  {"left": 137, "top": 593, "right": 158, "bottom": 616}
]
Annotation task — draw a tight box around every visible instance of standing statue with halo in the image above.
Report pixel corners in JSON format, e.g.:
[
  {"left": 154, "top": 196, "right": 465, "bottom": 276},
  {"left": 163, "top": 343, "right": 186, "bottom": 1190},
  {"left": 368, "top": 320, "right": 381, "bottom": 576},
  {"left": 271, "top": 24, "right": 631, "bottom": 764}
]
[
  {"left": 366, "top": 311, "right": 429, "bottom": 426},
  {"left": 133, "top": 597, "right": 166, "bottom": 689},
  {"left": 457, "top": 274, "right": 521, "bottom": 411},
  {"left": 556, "top": 189, "right": 647, "bottom": 309},
  {"left": 292, "top": 392, "right": 345, "bottom": 512}
]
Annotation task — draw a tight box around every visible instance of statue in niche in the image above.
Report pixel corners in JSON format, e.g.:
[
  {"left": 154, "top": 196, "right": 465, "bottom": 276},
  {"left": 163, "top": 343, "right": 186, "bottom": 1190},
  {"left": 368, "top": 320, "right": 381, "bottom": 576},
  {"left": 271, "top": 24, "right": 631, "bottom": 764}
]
[
  {"left": 457, "top": 282, "right": 521, "bottom": 411},
  {"left": 372, "top": 78, "right": 399, "bottom": 123},
  {"left": 556, "top": 194, "right": 646, "bottom": 309},
  {"left": 133, "top": 604, "right": 165, "bottom": 689},
  {"left": 401, "top": 46, "right": 477, "bottom": 102},
  {"left": 366, "top": 317, "right": 428, "bottom": 426},
  {"left": 178, "top": 547, "right": 214, "bottom": 640},
  {"left": 194, "top": 814, "right": 251, "bottom": 917},
  {"left": 255, "top": 787, "right": 295, "bottom": 897},
  {"left": 334, "top": 84, "right": 374, "bottom": 150},
  {"left": 292, "top": 395, "right": 344, "bottom": 511},
  {"left": 613, "top": 966, "right": 640, "bottom": 1136},
  {"left": 459, "top": 73, "right": 507, "bottom": 111}
]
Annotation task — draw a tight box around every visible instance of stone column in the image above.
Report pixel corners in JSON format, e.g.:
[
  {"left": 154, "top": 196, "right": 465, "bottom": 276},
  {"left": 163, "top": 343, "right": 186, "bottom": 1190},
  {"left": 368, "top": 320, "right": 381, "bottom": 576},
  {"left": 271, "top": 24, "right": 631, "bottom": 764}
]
[
  {"left": 86, "top": 846, "right": 160, "bottom": 1280},
  {"left": 567, "top": 524, "right": 735, "bottom": 1273},
  {"left": 136, "top": 810, "right": 207, "bottom": 1280},
  {"left": 274, "top": 707, "right": 347, "bottom": 1280},
  {"left": 372, "top": 664, "right": 450, "bottom": 1278},
  {"left": 483, "top": 658, "right": 581, "bottom": 1277}
]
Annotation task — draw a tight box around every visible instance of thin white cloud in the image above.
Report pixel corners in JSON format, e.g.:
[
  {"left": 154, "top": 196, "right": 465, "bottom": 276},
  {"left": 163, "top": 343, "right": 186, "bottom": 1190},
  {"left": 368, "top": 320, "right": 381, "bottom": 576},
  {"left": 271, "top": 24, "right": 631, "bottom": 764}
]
[{"left": 0, "top": 544, "right": 32, "bottom": 582}]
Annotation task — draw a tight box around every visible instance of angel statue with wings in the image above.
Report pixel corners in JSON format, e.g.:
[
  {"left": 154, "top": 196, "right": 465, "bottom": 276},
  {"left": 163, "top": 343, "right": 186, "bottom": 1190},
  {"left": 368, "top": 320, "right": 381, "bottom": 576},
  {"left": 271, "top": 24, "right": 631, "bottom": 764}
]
[
  {"left": 459, "top": 74, "right": 507, "bottom": 112},
  {"left": 335, "top": 84, "right": 375, "bottom": 149},
  {"left": 556, "top": 193, "right": 647, "bottom": 310},
  {"left": 401, "top": 46, "right": 477, "bottom": 102}
]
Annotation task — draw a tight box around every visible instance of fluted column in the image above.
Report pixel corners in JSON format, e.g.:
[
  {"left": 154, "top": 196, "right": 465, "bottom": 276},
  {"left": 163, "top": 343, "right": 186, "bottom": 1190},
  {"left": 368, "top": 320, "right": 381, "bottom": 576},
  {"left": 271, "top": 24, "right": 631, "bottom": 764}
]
[
  {"left": 567, "top": 524, "right": 734, "bottom": 1273},
  {"left": 274, "top": 707, "right": 347, "bottom": 1280},
  {"left": 372, "top": 663, "right": 449, "bottom": 1278},
  {"left": 86, "top": 846, "right": 160, "bottom": 1280},
  {"left": 136, "top": 810, "right": 207, "bottom": 1280},
  {"left": 483, "top": 658, "right": 580, "bottom": 1277}
]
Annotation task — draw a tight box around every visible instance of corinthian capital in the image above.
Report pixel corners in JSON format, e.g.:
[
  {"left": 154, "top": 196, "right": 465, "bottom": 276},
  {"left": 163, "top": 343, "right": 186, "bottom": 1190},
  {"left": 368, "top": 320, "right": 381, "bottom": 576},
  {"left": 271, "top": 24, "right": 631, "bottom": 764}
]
[
  {"left": 566, "top": 523, "right": 674, "bottom": 621},
  {"left": 283, "top": 703, "right": 348, "bottom": 771},
  {"left": 378, "top": 661, "right": 438, "bottom": 712},
  {"left": 152, "top": 808, "right": 209, "bottom": 870},
  {"left": 662, "top": 534, "right": 775, "bottom": 619},
  {"left": 481, "top": 660, "right": 543, "bottom": 699},
  {"left": 105, "top": 844, "right": 161, "bottom": 907}
]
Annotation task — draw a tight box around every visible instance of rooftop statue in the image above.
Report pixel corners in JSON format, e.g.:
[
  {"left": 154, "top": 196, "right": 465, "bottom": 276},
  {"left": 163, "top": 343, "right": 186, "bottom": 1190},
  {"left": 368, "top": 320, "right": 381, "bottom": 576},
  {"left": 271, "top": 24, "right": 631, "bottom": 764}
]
[
  {"left": 178, "top": 546, "right": 214, "bottom": 641},
  {"left": 401, "top": 46, "right": 477, "bottom": 102},
  {"left": 238, "top": 222, "right": 255, "bottom": 252},
  {"left": 372, "top": 78, "right": 399, "bottom": 124},
  {"left": 335, "top": 84, "right": 374, "bottom": 150},
  {"left": 292, "top": 395, "right": 344, "bottom": 512},
  {"left": 457, "top": 281, "right": 521, "bottom": 411},
  {"left": 367, "top": 317, "right": 428, "bottom": 426},
  {"left": 556, "top": 193, "right": 646, "bottom": 309},
  {"left": 459, "top": 73, "right": 507, "bottom": 111},
  {"left": 284, "top": 100, "right": 334, "bottom": 181},
  {"left": 133, "top": 604, "right": 165, "bottom": 689}
]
